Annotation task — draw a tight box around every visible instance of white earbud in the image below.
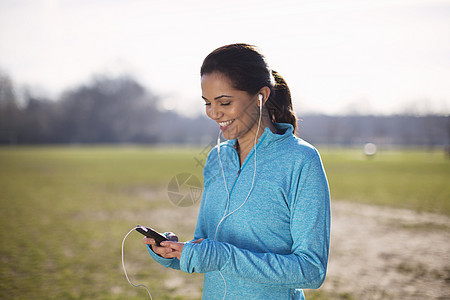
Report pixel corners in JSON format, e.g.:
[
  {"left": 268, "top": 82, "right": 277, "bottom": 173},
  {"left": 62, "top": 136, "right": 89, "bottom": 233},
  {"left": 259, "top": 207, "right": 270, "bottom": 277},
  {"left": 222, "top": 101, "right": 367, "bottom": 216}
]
[{"left": 258, "top": 94, "right": 263, "bottom": 114}]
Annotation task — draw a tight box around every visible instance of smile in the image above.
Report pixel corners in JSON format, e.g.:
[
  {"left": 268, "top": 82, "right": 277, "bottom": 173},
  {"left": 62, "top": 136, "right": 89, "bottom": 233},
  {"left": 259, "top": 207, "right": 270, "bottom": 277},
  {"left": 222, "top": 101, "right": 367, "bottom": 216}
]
[{"left": 218, "top": 119, "right": 235, "bottom": 129}]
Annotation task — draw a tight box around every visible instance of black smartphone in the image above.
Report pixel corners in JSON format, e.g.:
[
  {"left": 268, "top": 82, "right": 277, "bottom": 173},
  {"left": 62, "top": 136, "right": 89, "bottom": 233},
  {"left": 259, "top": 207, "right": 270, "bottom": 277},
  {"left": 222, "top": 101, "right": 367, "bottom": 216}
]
[{"left": 136, "top": 225, "right": 168, "bottom": 246}]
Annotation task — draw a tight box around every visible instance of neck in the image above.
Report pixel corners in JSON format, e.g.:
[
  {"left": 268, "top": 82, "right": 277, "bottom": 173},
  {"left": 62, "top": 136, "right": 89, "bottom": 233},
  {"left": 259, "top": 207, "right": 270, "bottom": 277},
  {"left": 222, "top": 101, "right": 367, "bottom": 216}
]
[{"left": 236, "top": 114, "right": 276, "bottom": 165}]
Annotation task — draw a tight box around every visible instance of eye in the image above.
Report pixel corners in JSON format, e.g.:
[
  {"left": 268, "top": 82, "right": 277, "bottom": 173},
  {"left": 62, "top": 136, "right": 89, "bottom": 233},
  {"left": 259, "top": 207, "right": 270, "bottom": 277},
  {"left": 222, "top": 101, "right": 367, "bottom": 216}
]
[
  {"left": 220, "top": 102, "right": 231, "bottom": 106},
  {"left": 204, "top": 102, "right": 211, "bottom": 106}
]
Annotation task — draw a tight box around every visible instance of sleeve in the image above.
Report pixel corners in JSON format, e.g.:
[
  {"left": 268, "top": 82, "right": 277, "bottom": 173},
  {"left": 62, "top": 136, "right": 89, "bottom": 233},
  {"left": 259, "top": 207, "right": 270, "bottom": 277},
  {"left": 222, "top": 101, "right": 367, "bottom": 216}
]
[{"left": 179, "top": 151, "right": 331, "bottom": 289}]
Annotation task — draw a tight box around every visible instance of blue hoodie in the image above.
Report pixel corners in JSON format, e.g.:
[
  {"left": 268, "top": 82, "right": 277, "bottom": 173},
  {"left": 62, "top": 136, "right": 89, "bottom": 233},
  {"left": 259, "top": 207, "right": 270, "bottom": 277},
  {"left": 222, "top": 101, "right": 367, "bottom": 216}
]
[{"left": 147, "top": 123, "right": 331, "bottom": 299}]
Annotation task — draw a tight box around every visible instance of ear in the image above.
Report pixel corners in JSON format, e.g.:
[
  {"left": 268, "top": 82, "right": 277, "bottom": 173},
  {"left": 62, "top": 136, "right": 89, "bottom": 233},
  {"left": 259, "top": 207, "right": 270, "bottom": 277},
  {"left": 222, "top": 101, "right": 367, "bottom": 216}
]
[{"left": 257, "top": 86, "right": 271, "bottom": 107}]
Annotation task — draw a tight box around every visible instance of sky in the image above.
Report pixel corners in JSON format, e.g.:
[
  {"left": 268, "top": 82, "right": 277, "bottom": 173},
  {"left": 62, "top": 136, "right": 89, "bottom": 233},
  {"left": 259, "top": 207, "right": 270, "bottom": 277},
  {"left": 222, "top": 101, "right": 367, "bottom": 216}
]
[{"left": 0, "top": 0, "right": 449, "bottom": 116}]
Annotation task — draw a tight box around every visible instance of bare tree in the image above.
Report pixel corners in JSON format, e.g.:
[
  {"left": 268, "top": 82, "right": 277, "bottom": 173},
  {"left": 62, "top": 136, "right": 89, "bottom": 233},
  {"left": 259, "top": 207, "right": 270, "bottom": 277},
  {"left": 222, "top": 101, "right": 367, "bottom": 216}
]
[
  {"left": 58, "top": 75, "right": 160, "bottom": 143},
  {"left": 0, "top": 71, "right": 20, "bottom": 143}
]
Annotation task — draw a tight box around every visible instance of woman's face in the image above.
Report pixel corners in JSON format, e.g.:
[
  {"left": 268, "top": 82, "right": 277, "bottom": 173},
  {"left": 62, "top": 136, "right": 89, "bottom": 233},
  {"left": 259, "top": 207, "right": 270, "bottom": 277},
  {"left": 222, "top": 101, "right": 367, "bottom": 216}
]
[{"left": 201, "top": 72, "right": 260, "bottom": 141}]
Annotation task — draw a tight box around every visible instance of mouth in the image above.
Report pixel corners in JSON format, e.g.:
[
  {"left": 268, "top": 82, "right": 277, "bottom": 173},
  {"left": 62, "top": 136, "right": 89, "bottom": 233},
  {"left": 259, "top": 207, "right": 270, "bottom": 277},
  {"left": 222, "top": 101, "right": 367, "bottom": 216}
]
[{"left": 218, "top": 119, "right": 235, "bottom": 130}]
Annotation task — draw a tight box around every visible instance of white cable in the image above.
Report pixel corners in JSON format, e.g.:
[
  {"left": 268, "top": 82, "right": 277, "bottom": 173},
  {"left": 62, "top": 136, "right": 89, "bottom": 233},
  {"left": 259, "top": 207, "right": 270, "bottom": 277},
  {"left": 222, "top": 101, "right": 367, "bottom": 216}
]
[
  {"left": 216, "top": 134, "right": 230, "bottom": 300},
  {"left": 122, "top": 227, "right": 153, "bottom": 300},
  {"left": 215, "top": 98, "right": 263, "bottom": 299},
  {"left": 216, "top": 130, "right": 231, "bottom": 240},
  {"left": 215, "top": 101, "right": 262, "bottom": 239}
]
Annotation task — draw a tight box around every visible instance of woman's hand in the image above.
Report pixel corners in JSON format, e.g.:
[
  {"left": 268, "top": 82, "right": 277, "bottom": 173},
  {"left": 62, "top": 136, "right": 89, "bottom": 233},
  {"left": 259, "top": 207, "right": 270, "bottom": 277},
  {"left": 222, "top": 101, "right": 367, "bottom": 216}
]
[
  {"left": 143, "top": 234, "right": 204, "bottom": 260},
  {"left": 142, "top": 232, "right": 179, "bottom": 258}
]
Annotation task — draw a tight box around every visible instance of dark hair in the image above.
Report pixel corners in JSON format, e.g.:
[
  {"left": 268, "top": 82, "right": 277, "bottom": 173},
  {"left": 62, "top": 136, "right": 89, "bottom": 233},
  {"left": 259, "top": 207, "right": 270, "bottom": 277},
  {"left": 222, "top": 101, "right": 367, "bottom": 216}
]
[{"left": 200, "top": 43, "right": 297, "bottom": 133}]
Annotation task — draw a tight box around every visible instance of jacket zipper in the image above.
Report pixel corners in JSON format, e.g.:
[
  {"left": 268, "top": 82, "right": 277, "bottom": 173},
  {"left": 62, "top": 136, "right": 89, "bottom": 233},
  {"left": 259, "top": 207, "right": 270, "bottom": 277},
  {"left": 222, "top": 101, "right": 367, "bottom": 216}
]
[{"left": 223, "top": 133, "right": 268, "bottom": 213}]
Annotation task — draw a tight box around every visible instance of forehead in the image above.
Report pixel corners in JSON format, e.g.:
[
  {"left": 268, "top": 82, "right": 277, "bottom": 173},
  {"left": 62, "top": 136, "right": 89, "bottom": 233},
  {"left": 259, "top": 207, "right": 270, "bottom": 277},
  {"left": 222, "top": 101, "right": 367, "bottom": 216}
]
[
  {"left": 201, "top": 72, "right": 235, "bottom": 91},
  {"left": 201, "top": 72, "right": 252, "bottom": 102}
]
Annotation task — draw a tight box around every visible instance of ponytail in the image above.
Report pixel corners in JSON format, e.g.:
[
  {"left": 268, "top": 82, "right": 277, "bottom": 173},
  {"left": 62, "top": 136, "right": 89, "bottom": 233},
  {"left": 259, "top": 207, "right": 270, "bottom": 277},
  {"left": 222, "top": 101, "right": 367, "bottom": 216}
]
[{"left": 267, "top": 70, "right": 298, "bottom": 133}]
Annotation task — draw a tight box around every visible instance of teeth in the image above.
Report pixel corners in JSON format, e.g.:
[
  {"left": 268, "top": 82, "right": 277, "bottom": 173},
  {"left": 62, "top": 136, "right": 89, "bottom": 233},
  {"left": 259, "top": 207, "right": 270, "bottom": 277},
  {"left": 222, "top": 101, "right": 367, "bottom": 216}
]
[{"left": 218, "top": 120, "right": 234, "bottom": 127}]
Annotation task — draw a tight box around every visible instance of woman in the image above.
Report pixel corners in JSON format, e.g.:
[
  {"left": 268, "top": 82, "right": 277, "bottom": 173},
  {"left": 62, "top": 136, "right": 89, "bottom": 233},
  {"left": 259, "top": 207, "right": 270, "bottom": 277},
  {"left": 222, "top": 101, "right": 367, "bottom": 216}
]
[{"left": 144, "top": 43, "right": 330, "bottom": 299}]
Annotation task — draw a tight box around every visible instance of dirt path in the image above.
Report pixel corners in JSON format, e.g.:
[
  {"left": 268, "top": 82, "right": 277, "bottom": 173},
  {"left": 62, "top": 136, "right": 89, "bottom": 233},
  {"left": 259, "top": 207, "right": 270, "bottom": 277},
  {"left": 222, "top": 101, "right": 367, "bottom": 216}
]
[{"left": 319, "top": 201, "right": 450, "bottom": 299}]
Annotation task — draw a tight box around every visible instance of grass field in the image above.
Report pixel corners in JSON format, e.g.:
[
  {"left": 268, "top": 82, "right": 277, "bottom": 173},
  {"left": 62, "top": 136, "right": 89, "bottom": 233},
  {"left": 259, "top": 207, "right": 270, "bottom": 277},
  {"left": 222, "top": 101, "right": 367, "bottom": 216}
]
[
  {"left": 321, "top": 147, "right": 450, "bottom": 215},
  {"left": 0, "top": 146, "right": 449, "bottom": 299}
]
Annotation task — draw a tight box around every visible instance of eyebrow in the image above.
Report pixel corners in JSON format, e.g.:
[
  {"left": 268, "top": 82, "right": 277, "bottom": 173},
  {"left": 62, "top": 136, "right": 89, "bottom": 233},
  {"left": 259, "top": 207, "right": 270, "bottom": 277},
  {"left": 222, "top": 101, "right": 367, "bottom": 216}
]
[{"left": 202, "top": 95, "right": 233, "bottom": 101}]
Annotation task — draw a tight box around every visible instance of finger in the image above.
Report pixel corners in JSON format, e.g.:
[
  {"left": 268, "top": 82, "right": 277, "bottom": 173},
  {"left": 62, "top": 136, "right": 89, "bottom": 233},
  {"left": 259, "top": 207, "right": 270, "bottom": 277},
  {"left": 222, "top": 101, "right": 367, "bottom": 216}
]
[
  {"left": 142, "top": 237, "right": 155, "bottom": 245},
  {"left": 151, "top": 244, "right": 173, "bottom": 257},
  {"left": 192, "top": 238, "right": 205, "bottom": 244},
  {"left": 162, "top": 250, "right": 182, "bottom": 259},
  {"left": 160, "top": 241, "right": 184, "bottom": 251}
]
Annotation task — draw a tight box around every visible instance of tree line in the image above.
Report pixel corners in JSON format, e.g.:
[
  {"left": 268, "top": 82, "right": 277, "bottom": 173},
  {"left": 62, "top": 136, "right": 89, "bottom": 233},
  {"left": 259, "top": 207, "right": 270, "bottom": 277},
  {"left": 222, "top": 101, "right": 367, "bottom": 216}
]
[{"left": 0, "top": 71, "right": 448, "bottom": 147}]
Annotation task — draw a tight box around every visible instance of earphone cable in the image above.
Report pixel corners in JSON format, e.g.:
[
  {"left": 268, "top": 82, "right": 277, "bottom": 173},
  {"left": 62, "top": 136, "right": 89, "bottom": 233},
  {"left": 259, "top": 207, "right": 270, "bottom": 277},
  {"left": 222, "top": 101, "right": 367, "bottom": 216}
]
[
  {"left": 122, "top": 227, "right": 153, "bottom": 300},
  {"left": 215, "top": 98, "right": 263, "bottom": 299},
  {"left": 215, "top": 100, "right": 262, "bottom": 239}
]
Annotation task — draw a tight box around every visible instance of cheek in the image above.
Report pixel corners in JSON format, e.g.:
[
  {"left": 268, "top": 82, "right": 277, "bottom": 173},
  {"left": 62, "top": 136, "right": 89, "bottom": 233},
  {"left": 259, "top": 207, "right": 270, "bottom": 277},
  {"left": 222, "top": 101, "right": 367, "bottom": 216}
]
[
  {"left": 227, "top": 106, "right": 240, "bottom": 119},
  {"left": 236, "top": 104, "right": 254, "bottom": 120},
  {"left": 236, "top": 105, "right": 259, "bottom": 128}
]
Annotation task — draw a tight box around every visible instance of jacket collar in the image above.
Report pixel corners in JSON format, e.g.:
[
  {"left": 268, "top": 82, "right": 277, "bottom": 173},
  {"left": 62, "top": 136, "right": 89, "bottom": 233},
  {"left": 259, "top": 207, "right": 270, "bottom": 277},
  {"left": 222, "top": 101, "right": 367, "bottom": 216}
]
[{"left": 225, "top": 122, "right": 294, "bottom": 149}]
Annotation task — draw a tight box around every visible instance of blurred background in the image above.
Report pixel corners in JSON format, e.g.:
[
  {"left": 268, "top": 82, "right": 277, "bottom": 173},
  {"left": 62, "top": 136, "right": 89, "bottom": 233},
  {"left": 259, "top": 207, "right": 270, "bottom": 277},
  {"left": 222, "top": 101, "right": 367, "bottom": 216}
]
[{"left": 0, "top": 0, "right": 449, "bottom": 299}]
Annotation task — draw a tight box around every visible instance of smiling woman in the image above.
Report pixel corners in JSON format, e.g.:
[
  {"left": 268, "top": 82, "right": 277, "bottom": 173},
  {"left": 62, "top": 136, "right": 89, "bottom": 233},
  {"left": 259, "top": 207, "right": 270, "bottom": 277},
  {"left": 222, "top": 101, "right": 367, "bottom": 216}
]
[
  {"left": 143, "top": 43, "right": 331, "bottom": 300},
  {"left": 200, "top": 44, "right": 297, "bottom": 164},
  {"left": 201, "top": 72, "right": 270, "bottom": 151}
]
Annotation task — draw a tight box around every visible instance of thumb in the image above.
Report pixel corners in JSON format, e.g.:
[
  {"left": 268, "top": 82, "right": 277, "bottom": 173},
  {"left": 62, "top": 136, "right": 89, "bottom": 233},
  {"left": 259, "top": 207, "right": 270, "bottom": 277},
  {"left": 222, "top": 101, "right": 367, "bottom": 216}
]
[{"left": 160, "top": 241, "right": 184, "bottom": 250}]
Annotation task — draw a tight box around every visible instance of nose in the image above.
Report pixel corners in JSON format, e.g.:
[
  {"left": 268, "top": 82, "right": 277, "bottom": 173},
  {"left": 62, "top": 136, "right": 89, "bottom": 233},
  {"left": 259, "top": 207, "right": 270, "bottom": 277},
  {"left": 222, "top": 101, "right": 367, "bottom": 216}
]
[{"left": 208, "top": 104, "right": 223, "bottom": 120}]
